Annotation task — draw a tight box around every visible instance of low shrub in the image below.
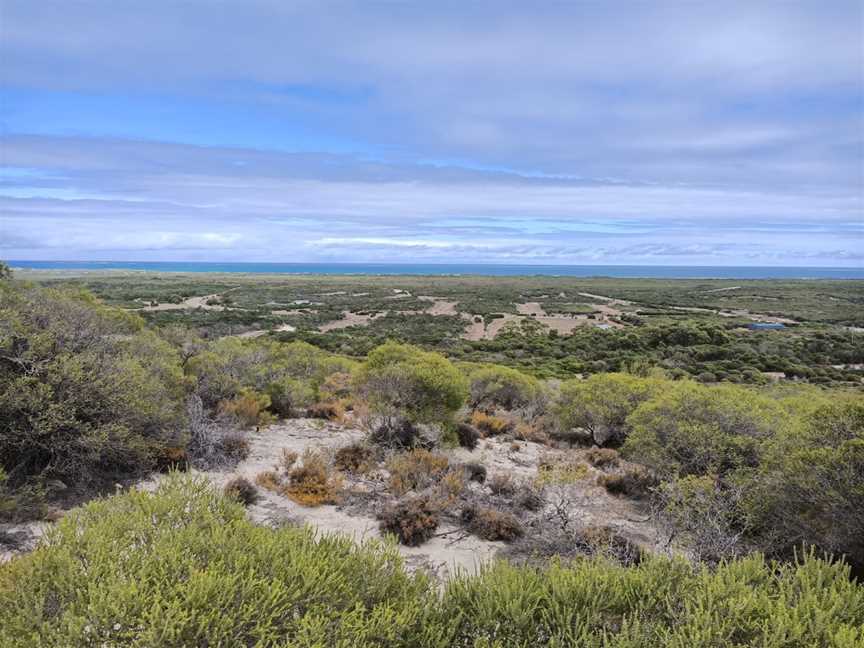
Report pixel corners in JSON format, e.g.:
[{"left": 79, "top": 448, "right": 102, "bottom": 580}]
[
  {"left": 387, "top": 449, "right": 449, "bottom": 495},
  {"left": 514, "top": 483, "right": 545, "bottom": 511},
  {"left": 223, "top": 476, "right": 258, "bottom": 506},
  {"left": 285, "top": 450, "right": 343, "bottom": 506},
  {"left": 306, "top": 401, "right": 344, "bottom": 421},
  {"left": 510, "top": 442, "right": 521, "bottom": 452},
  {"left": 218, "top": 389, "right": 275, "bottom": 429},
  {"left": 436, "top": 469, "right": 467, "bottom": 506},
  {"left": 461, "top": 504, "right": 524, "bottom": 541},
  {"left": 369, "top": 420, "right": 426, "bottom": 449},
  {"left": 462, "top": 462, "right": 487, "bottom": 483},
  {"left": 455, "top": 423, "right": 480, "bottom": 450},
  {"left": 580, "top": 526, "right": 643, "bottom": 566},
  {"left": 599, "top": 466, "right": 658, "bottom": 499},
  {"left": 154, "top": 446, "right": 189, "bottom": 472},
  {"left": 278, "top": 448, "right": 299, "bottom": 473},
  {"left": 334, "top": 443, "right": 375, "bottom": 473},
  {"left": 378, "top": 495, "right": 439, "bottom": 546},
  {"left": 536, "top": 455, "right": 590, "bottom": 486},
  {"left": 470, "top": 411, "right": 513, "bottom": 437},
  {"left": 487, "top": 473, "right": 516, "bottom": 496},
  {"left": 584, "top": 447, "right": 620, "bottom": 469},
  {"left": 514, "top": 423, "right": 550, "bottom": 445},
  {"left": 254, "top": 469, "right": 283, "bottom": 493},
  {"left": 218, "top": 434, "right": 251, "bottom": 462}
]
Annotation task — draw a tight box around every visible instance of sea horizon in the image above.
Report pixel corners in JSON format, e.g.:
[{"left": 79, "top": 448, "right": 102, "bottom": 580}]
[{"left": 8, "top": 260, "right": 864, "bottom": 280}]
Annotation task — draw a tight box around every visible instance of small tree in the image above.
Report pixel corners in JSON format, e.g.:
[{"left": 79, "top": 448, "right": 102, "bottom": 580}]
[
  {"left": 0, "top": 261, "right": 12, "bottom": 280},
  {"left": 354, "top": 342, "right": 467, "bottom": 442},
  {"left": 555, "top": 373, "right": 661, "bottom": 447},
  {"left": 467, "top": 364, "right": 539, "bottom": 411}
]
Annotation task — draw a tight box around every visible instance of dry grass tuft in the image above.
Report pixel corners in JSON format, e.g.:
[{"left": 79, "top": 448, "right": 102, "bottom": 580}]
[
  {"left": 469, "top": 412, "right": 513, "bottom": 437},
  {"left": 584, "top": 447, "right": 620, "bottom": 469},
  {"left": 387, "top": 449, "right": 450, "bottom": 495}
]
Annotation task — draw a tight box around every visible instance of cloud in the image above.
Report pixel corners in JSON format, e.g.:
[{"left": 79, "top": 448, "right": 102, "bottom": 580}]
[{"left": 0, "top": 2, "right": 861, "bottom": 264}]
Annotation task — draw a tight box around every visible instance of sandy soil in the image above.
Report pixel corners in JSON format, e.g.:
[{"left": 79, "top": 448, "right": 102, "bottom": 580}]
[
  {"left": 318, "top": 311, "right": 385, "bottom": 332},
  {"left": 135, "top": 294, "right": 227, "bottom": 311}
]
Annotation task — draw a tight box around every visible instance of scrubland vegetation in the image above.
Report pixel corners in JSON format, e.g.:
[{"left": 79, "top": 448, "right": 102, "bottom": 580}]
[{"left": 2, "top": 264, "right": 862, "bottom": 643}]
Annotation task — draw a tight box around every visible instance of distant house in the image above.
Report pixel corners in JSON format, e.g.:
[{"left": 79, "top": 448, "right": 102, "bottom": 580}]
[{"left": 748, "top": 322, "right": 785, "bottom": 330}]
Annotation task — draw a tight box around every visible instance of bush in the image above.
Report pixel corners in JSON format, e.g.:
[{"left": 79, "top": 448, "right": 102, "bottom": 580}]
[
  {"left": 306, "top": 400, "right": 344, "bottom": 421},
  {"left": 285, "top": 450, "right": 343, "bottom": 506},
  {"left": 223, "top": 476, "right": 257, "bottom": 506},
  {"left": 378, "top": 495, "right": 439, "bottom": 546},
  {"left": 469, "top": 411, "right": 513, "bottom": 436},
  {"left": 0, "top": 283, "right": 187, "bottom": 490},
  {"left": 462, "top": 462, "right": 487, "bottom": 483},
  {"left": 1, "top": 477, "right": 862, "bottom": 646},
  {"left": 387, "top": 449, "right": 449, "bottom": 495},
  {"left": 218, "top": 388, "right": 274, "bottom": 429},
  {"left": 455, "top": 422, "right": 480, "bottom": 450},
  {"left": 265, "top": 376, "right": 315, "bottom": 417},
  {"left": 487, "top": 473, "right": 516, "bottom": 496},
  {"left": 514, "top": 482, "right": 545, "bottom": 511},
  {"left": 584, "top": 447, "right": 620, "bottom": 468},
  {"left": 536, "top": 455, "right": 590, "bottom": 485},
  {"left": 461, "top": 504, "right": 524, "bottom": 541},
  {"left": 334, "top": 443, "right": 374, "bottom": 473},
  {"left": 467, "top": 365, "right": 539, "bottom": 411},
  {"left": 217, "top": 434, "right": 250, "bottom": 462},
  {"left": 555, "top": 373, "right": 661, "bottom": 447},
  {"left": 598, "top": 466, "right": 658, "bottom": 499},
  {"left": 354, "top": 342, "right": 467, "bottom": 429},
  {"left": 514, "top": 422, "right": 550, "bottom": 445}
]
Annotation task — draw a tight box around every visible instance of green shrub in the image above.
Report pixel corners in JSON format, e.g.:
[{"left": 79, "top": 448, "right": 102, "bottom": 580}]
[
  {"left": 467, "top": 364, "right": 539, "bottom": 411},
  {"left": 0, "top": 283, "right": 186, "bottom": 489},
  {"left": 1, "top": 478, "right": 861, "bottom": 647}
]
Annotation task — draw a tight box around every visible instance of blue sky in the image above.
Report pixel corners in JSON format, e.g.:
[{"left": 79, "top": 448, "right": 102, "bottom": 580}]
[{"left": 1, "top": 1, "right": 862, "bottom": 265}]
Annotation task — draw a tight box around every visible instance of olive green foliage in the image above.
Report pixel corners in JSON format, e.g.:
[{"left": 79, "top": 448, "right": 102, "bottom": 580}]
[
  {"left": 556, "top": 373, "right": 662, "bottom": 446},
  {"left": 2, "top": 478, "right": 861, "bottom": 647},
  {"left": 354, "top": 341, "right": 467, "bottom": 426},
  {"left": 0, "top": 282, "right": 186, "bottom": 489},
  {"left": 466, "top": 364, "right": 540, "bottom": 411},
  {"left": 0, "top": 261, "right": 12, "bottom": 280},
  {"left": 186, "top": 338, "right": 353, "bottom": 414},
  {"left": 620, "top": 380, "right": 864, "bottom": 569}
]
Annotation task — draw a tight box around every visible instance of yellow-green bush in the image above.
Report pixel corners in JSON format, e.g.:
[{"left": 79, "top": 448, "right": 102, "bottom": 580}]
[{"left": 1, "top": 477, "right": 861, "bottom": 647}]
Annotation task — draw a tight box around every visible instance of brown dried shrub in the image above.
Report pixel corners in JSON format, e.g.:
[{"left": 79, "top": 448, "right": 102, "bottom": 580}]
[
  {"left": 306, "top": 401, "right": 344, "bottom": 421},
  {"left": 435, "top": 469, "right": 467, "bottom": 506},
  {"left": 285, "top": 450, "right": 343, "bottom": 506},
  {"left": 255, "top": 469, "right": 283, "bottom": 493},
  {"left": 334, "top": 443, "right": 375, "bottom": 473},
  {"left": 155, "top": 446, "right": 188, "bottom": 472},
  {"left": 461, "top": 504, "right": 523, "bottom": 542},
  {"left": 580, "top": 525, "right": 643, "bottom": 566},
  {"left": 462, "top": 462, "right": 487, "bottom": 483},
  {"left": 387, "top": 449, "right": 449, "bottom": 495},
  {"left": 514, "top": 483, "right": 545, "bottom": 511},
  {"left": 378, "top": 496, "right": 439, "bottom": 546},
  {"left": 510, "top": 442, "right": 521, "bottom": 452},
  {"left": 469, "top": 412, "right": 513, "bottom": 437},
  {"left": 514, "top": 423, "right": 550, "bottom": 445},
  {"left": 487, "top": 473, "right": 516, "bottom": 496},
  {"left": 584, "top": 447, "right": 620, "bottom": 469},
  {"left": 218, "top": 434, "right": 251, "bottom": 462},
  {"left": 223, "top": 476, "right": 258, "bottom": 506},
  {"left": 279, "top": 449, "right": 299, "bottom": 473},
  {"left": 598, "top": 466, "right": 657, "bottom": 499},
  {"left": 455, "top": 423, "right": 480, "bottom": 450}
]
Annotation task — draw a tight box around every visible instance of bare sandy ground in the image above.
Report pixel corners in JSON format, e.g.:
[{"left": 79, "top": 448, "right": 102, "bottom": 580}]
[{"left": 318, "top": 311, "right": 385, "bottom": 332}]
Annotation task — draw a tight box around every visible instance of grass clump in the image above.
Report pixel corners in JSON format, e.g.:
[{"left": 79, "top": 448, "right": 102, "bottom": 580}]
[{"left": 536, "top": 455, "right": 590, "bottom": 486}]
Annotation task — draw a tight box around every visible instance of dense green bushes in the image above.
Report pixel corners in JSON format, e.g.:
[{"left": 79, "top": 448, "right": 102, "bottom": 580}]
[
  {"left": 0, "top": 282, "right": 187, "bottom": 490},
  {"left": 1, "top": 477, "right": 861, "bottom": 647}
]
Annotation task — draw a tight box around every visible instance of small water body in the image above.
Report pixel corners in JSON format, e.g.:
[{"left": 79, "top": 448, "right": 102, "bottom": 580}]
[{"left": 8, "top": 260, "right": 864, "bottom": 279}]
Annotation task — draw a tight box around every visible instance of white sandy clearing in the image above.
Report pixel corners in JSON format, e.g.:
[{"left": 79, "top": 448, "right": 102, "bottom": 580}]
[{"left": 318, "top": 310, "right": 385, "bottom": 332}]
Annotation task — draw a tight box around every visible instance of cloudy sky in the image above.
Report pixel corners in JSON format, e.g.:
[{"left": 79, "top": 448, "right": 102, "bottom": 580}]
[{"left": 1, "top": 1, "right": 862, "bottom": 266}]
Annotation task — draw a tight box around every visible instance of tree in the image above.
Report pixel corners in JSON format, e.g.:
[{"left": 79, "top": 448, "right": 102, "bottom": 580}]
[
  {"left": 0, "top": 261, "right": 11, "bottom": 280},
  {"left": 554, "top": 373, "right": 661, "bottom": 447}
]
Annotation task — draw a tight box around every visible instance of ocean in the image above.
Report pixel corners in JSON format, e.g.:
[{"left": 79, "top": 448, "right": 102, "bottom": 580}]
[{"left": 8, "top": 260, "right": 864, "bottom": 279}]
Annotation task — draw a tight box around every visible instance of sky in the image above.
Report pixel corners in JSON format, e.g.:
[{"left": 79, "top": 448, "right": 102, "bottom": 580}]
[{"left": 1, "top": 1, "right": 862, "bottom": 266}]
